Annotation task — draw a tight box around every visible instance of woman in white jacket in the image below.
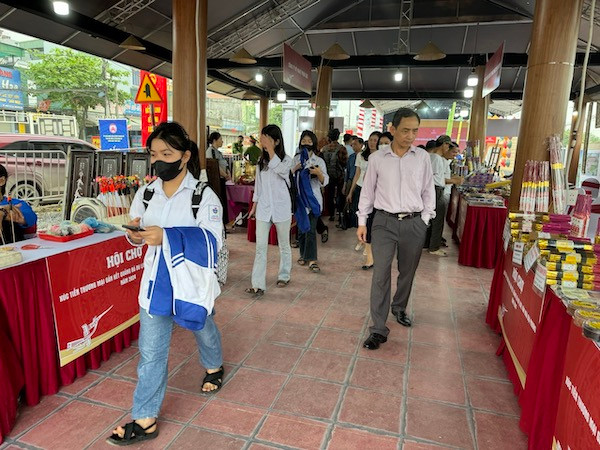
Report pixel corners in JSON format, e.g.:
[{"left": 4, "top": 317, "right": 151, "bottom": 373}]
[
  {"left": 246, "top": 124, "right": 293, "bottom": 297},
  {"left": 107, "top": 122, "right": 224, "bottom": 446}
]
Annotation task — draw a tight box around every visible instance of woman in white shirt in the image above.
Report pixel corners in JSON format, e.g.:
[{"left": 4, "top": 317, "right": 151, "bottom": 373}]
[
  {"left": 246, "top": 124, "right": 293, "bottom": 297},
  {"left": 346, "top": 131, "right": 382, "bottom": 268},
  {"left": 108, "top": 122, "right": 224, "bottom": 446},
  {"left": 293, "top": 130, "right": 329, "bottom": 273}
]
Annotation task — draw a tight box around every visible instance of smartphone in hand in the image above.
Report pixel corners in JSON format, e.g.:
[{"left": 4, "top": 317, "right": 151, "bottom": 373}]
[{"left": 122, "top": 224, "right": 146, "bottom": 232}]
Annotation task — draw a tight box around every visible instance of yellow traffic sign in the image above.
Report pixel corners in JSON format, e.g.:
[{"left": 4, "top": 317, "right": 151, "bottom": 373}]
[{"left": 135, "top": 73, "right": 163, "bottom": 104}]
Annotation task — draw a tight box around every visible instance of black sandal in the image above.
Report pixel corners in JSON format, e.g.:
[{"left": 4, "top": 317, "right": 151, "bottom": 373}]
[
  {"left": 201, "top": 366, "right": 224, "bottom": 395},
  {"left": 277, "top": 279, "right": 290, "bottom": 287},
  {"left": 297, "top": 258, "right": 306, "bottom": 266},
  {"left": 309, "top": 262, "right": 321, "bottom": 273},
  {"left": 244, "top": 287, "right": 264, "bottom": 297},
  {"left": 321, "top": 227, "right": 329, "bottom": 243},
  {"left": 106, "top": 421, "right": 158, "bottom": 446}
]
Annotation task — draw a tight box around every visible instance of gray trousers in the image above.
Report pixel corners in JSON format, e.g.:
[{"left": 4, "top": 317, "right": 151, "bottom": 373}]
[
  {"left": 369, "top": 211, "right": 428, "bottom": 336},
  {"left": 428, "top": 186, "right": 447, "bottom": 252}
]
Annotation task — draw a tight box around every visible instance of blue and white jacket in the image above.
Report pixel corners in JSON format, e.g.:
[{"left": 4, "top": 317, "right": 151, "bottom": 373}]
[{"left": 144, "top": 227, "right": 220, "bottom": 330}]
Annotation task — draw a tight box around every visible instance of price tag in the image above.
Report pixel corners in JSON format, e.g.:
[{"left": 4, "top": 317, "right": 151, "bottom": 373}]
[
  {"left": 512, "top": 241, "right": 525, "bottom": 265},
  {"left": 534, "top": 263, "right": 547, "bottom": 293},
  {"left": 524, "top": 243, "right": 540, "bottom": 272},
  {"left": 503, "top": 218, "right": 510, "bottom": 251}
]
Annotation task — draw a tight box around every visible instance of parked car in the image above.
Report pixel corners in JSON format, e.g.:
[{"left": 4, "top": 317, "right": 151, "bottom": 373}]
[{"left": 0, "top": 134, "right": 96, "bottom": 204}]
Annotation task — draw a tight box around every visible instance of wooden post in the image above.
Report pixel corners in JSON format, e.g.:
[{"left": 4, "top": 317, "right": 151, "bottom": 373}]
[
  {"left": 172, "top": 0, "right": 207, "bottom": 167},
  {"left": 508, "top": 0, "right": 584, "bottom": 209},
  {"left": 259, "top": 96, "right": 269, "bottom": 130},
  {"left": 467, "top": 66, "right": 489, "bottom": 160},
  {"left": 314, "top": 66, "right": 333, "bottom": 141},
  {"left": 568, "top": 101, "right": 589, "bottom": 184}
]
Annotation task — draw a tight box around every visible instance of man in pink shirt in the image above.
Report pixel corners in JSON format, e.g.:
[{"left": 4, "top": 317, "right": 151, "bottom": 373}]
[{"left": 357, "top": 108, "right": 435, "bottom": 350}]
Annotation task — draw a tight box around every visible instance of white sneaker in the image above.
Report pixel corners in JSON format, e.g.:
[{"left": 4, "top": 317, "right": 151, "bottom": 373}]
[{"left": 429, "top": 249, "right": 448, "bottom": 257}]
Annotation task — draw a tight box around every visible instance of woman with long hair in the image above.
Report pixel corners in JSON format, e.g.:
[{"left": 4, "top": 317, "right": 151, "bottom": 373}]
[
  {"left": 246, "top": 124, "right": 293, "bottom": 296},
  {"left": 108, "top": 122, "right": 224, "bottom": 445},
  {"left": 346, "top": 130, "right": 382, "bottom": 269},
  {"left": 293, "top": 130, "right": 329, "bottom": 273},
  {"left": 206, "top": 131, "right": 230, "bottom": 224}
]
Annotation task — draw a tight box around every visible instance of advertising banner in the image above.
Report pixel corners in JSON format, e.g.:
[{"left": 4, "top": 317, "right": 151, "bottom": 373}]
[
  {"left": 0, "top": 66, "right": 24, "bottom": 110},
  {"left": 482, "top": 42, "right": 504, "bottom": 98},
  {"left": 498, "top": 246, "right": 547, "bottom": 386},
  {"left": 46, "top": 236, "right": 144, "bottom": 366},
  {"left": 99, "top": 119, "right": 130, "bottom": 150},
  {"left": 283, "top": 44, "right": 312, "bottom": 95},
  {"left": 553, "top": 322, "right": 600, "bottom": 449},
  {"left": 140, "top": 71, "right": 168, "bottom": 147}
]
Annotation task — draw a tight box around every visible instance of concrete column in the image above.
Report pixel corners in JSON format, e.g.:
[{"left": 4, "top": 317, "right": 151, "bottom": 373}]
[
  {"left": 508, "top": 0, "right": 584, "bottom": 209},
  {"left": 314, "top": 66, "right": 333, "bottom": 141}
]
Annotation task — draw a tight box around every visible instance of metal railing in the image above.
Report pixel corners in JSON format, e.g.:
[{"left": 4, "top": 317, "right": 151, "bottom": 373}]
[{"left": 0, "top": 148, "right": 67, "bottom": 205}]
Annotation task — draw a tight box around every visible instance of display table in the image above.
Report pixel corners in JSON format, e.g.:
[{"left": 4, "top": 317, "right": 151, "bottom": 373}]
[
  {"left": 0, "top": 233, "right": 140, "bottom": 443},
  {"left": 486, "top": 246, "right": 600, "bottom": 449},
  {"left": 455, "top": 198, "right": 507, "bottom": 269},
  {"left": 226, "top": 183, "right": 254, "bottom": 223}
]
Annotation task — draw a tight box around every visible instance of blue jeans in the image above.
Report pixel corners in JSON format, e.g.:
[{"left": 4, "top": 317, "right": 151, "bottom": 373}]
[{"left": 132, "top": 308, "right": 223, "bottom": 419}]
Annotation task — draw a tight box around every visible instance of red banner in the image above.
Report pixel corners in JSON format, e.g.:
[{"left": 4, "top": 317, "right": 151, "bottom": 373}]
[
  {"left": 282, "top": 43, "right": 312, "bottom": 95},
  {"left": 553, "top": 322, "right": 600, "bottom": 448},
  {"left": 140, "top": 71, "right": 168, "bottom": 147},
  {"left": 482, "top": 42, "right": 504, "bottom": 98},
  {"left": 498, "top": 247, "right": 546, "bottom": 386},
  {"left": 46, "top": 236, "right": 144, "bottom": 366}
]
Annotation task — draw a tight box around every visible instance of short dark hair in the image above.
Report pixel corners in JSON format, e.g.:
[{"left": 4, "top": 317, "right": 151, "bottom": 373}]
[
  {"left": 238, "top": 135, "right": 244, "bottom": 139},
  {"left": 328, "top": 128, "right": 341, "bottom": 142},
  {"left": 208, "top": 131, "right": 221, "bottom": 146},
  {"left": 343, "top": 133, "right": 353, "bottom": 143},
  {"left": 425, "top": 140, "right": 437, "bottom": 150},
  {"left": 392, "top": 108, "right": 420, "bottom": 127}
]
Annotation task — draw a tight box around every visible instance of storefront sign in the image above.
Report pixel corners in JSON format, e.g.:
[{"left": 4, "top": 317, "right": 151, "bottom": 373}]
[
  {"left": 140, "top": 71, "right": 168, "bottom": 147},
  {"left": 283, "top": 43, "right": 312, "bottom": 95},
  {"left": 99, "top": 119, "right": 130, "bottom": 150},
  {"left": 46, "top": 237, "right": 144, "bottom": 366},
  {"left": 0, "top": 66, "right": 24, "bottom": 110},
  {"left": 482, "top": 42, "right": 504, "bottom": 98},
  {"left": 499, "top": 247, "right": 546, "bottom": 386},
  {"left": 553, "top": 322, "right": 600, "bottom": 449}
]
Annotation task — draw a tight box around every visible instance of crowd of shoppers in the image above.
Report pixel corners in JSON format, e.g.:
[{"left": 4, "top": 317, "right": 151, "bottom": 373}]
[{"left": 109, "top": 112, "right": 464, "bottom": 444}]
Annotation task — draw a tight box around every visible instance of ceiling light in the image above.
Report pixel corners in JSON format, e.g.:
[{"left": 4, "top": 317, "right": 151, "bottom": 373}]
[
  {"left": 460, "top": 109, "right": 469, "bottom": 118},
  {"left": 254, "top": 73, "right": 264, "bottom": 83},
  {"left": 467, "top": 70, "right": 478, "bottom": 87},
  {"left": 394, "top": 71, "right": 403, "bottom": 82},
  {"left": 277, "top": 89, "right": 286, "bottom": 102},
  {"left": 119, "top": 35, "right": 146, "bottom": 51},
  {"left": 463, "top": 88, "right": 474, "bottom": 99},
  {"left": 359, "top": 99, "right": 375, "bottom": 109},
  {"left": 229, "top": 47, "right": 257, "bottom": 64},
  {"left": 322, "top": 43, "right": 350, "bottom": 60},
  {"left": 413, "top": 41, "right": 446, "bottom": 61},
  {"left": 53, "top": 1, "right": 69, "bottom": 15}
]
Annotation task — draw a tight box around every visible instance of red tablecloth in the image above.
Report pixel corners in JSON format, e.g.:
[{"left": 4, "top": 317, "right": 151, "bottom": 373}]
[
  {"left": 0, "top": 255, "right": 139, "bottom": 443},
  {"left": 457, "top": 204, "right": 507, "bottom": 268},
  {"left": 485, "top": 249, "right": 505, "bottom": 333},
  {"left": 226, "top": 184, "right": 254, "bottom": 223}
]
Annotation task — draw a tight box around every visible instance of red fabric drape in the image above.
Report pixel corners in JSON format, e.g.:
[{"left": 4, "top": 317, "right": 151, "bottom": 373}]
[
  {"left": 0, "top": 259, "right": 139, "bottom": 443},
  {"left": 519, "top": 290, "right": 571, "bottom": 450},
  {"left": 486, "top": 249, "right": 506, "bottom": 333},
  {"left": 458, "top": 205, "right": 507, "bottom": 269}
]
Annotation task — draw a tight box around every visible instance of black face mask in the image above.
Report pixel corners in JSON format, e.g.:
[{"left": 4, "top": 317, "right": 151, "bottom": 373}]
[{"left": 152, "top": 159, "right": 183, "bottom": 181}]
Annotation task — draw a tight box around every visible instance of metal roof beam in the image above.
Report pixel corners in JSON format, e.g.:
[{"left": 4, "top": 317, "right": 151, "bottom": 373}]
[
  {"left": 2, "top": 0, "right": 172, "bottom": 61},
  {"left": 207, "top": 70, "right": 268, "bottom": 98}
]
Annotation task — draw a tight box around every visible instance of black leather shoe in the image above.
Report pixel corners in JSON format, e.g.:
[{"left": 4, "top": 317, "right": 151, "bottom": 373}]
[
  {"left": 363, "top": 333, "right": 387, "bottom": 350},
  {"left": 395, "top": 311, "right": 412, "bottom": 327}
]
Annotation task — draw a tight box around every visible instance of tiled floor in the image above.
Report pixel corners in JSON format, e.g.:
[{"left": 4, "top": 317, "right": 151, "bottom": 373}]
[{"left": 3, "top": 225, "right": 528, "bottom": 450}]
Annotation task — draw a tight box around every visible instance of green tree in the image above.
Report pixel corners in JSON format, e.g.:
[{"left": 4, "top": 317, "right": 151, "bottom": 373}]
[
  {"left": 26, "top": 48, "right": 129, "bottom": 138},
  {"left": 268, "top": 104, "right": 283, "bottom": 128}
]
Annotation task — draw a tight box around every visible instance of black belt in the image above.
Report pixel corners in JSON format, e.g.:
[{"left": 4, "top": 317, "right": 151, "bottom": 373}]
[{"left": 376, "top": 209, "right": 421, "bottom": 220}]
